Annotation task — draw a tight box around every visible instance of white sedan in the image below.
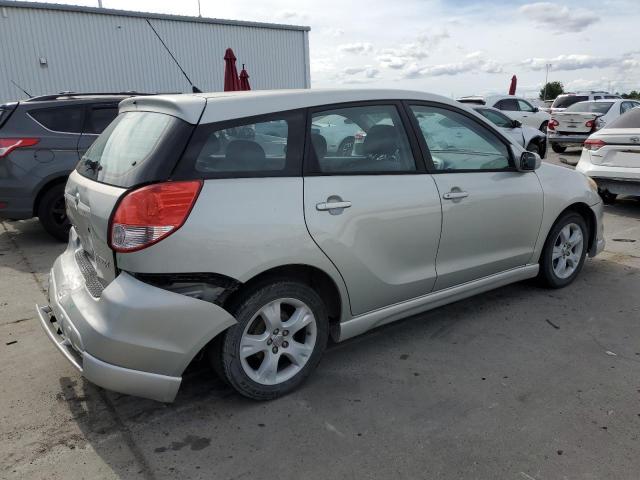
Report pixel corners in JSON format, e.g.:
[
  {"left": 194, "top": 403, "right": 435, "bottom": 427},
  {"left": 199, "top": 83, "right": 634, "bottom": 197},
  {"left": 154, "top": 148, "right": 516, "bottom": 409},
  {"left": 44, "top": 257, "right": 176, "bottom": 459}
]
[
  {"left": 576, "top": 106, "right": 640, "bottom": 203},
  {"left": 458, "top": 95, "right": 551, "bottom": 132}
]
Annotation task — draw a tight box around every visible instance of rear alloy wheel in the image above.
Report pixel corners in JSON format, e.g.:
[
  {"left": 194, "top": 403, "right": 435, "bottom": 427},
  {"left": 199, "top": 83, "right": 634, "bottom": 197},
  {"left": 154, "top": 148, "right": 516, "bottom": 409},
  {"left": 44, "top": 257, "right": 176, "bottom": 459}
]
[
  {"left": 337, "top": 137, "right": 355, "bottom": 156},
  {"left": 37, "top": 183, "right": 70, "bottom": 241},
  {"left": 598, "top": 189, "right": 617, "bottom": 204},
  {"left": 213, "top": 281, "right": 328, "bottom": 400},
  {"left": 551, "top": 143, "right": 566, "bottom": 154},
  {"left": 538, "top": 212, "right": 588, "bottom": 288}
]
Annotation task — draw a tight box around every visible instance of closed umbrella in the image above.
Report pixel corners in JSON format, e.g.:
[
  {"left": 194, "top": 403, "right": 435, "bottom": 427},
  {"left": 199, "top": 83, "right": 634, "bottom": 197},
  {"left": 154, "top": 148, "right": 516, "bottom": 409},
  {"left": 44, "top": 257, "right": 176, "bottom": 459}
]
[
  {"left": 224, "top": 48, "right": 241, "bottom": 91},
  {"left": 239, "top": 64, "right": 251, "bottom": 91},
  {"left": 508, "top": 75, "right": 517, "bottom": 95}
]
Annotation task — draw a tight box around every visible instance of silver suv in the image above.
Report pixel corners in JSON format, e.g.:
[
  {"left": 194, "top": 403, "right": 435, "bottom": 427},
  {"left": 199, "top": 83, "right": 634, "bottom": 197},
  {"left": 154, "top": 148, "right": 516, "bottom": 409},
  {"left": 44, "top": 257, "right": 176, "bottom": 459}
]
[{"left": 37, "top": 89, "right": 605, "bottom": 402}]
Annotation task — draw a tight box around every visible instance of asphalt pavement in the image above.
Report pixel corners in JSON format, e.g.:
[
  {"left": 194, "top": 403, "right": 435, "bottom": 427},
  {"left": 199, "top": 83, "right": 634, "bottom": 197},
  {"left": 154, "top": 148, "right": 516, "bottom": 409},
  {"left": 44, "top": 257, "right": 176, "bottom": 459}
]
[{"left": 1, "top": 150, "right": 639, "bottom": 480}]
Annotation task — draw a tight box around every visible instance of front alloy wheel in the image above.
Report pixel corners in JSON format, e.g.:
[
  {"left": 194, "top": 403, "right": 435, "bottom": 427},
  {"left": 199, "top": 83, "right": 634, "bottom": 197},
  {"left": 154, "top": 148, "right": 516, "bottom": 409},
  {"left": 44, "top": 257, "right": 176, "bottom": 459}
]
[
  {"left": 538, "top": 212, "right": 588, "bottom": 288},
  {"left": 212, "top": 281, "right": 328, "bottom": 400}
]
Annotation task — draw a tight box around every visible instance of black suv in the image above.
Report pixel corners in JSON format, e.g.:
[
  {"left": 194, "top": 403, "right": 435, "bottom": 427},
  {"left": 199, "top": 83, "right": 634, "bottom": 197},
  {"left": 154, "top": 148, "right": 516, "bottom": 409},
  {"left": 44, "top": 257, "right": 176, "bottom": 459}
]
[{"left": 0, "top": 92, "right": 147, "bottom": 240}]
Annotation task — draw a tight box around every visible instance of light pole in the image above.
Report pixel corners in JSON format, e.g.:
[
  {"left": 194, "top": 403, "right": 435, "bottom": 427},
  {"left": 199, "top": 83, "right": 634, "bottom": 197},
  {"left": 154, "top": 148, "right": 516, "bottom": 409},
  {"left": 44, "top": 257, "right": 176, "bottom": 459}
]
[
  {"left": 197, "top": 0, "right": 202, "bottom": 17},
  {"left": 542, "top": 63, "right": 551, "bottom": 101}
]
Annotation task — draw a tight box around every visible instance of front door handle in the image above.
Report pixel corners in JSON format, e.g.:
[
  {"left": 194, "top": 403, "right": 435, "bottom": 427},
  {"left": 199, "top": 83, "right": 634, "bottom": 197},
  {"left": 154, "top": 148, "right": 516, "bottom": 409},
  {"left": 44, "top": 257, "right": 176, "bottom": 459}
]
[
  {"left": 442, "top": 191, "right": 469, "bottom": 200},
  {"left": 316, "top": 201, "right": 352, "bottom": 211}
]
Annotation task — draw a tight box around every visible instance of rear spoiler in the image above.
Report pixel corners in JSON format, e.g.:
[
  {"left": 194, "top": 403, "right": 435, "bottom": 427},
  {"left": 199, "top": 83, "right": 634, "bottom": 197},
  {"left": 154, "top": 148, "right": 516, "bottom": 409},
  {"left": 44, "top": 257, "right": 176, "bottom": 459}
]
[{"left": 119, "top": 95, "right": 206, "bottom": 125}]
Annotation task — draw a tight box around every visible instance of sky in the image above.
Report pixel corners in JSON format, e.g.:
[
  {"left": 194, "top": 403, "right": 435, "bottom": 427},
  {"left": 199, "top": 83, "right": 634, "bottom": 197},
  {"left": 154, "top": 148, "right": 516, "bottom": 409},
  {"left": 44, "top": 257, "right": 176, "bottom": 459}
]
[{"left": 18, "top": 0, "right": 640, "bottom": 98}]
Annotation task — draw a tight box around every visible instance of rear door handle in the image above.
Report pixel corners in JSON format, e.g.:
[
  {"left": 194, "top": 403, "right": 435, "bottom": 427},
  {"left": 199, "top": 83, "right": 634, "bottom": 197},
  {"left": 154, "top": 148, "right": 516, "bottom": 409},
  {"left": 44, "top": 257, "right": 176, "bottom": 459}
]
[
  {"left": 316, "top": 201, "right": 352, "bottom": 211},
  {"left": 442, "top": 191, "right": 469, "bottom": 200}
]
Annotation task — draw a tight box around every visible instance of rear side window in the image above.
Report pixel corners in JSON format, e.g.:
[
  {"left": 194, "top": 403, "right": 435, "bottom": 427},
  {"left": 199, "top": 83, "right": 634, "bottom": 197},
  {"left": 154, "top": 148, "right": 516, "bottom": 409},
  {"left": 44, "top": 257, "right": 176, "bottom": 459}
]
[
  {"left": 30, "top": 106, "right": 84, "bottom": 133},
  {"left": 551, "top": 95, "right": 588, "bottom": 109},
  {"left": 84, "top": 106, "right": 119, "bottom": 134},
  {"left": 495, "top": 99, "right": 519, "bottom": 111},
  {"left": 177, "top": 111, "right": 305, "bottom": 178},
  {"left": 76, "top": 111, "right": 192, "bottom": 187}
]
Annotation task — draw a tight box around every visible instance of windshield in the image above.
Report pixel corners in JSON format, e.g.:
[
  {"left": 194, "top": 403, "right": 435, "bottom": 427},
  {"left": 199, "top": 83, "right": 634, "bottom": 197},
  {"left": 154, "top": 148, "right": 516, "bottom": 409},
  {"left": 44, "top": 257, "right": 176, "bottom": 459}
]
[
  {"left": 606, "top": 107, "right": 640, "bottom": 129},
  {"left": 76, "top": 111, "right": 192, "bottom": 187},
  {"left": 566, "top": 101, "right": 614, "bottom": 114},
  {"left": 475, "top": 108, "right": 514, "bottom": 128},
  {"left": 551, "top": 95, "right": 588, "bottom": 109}
]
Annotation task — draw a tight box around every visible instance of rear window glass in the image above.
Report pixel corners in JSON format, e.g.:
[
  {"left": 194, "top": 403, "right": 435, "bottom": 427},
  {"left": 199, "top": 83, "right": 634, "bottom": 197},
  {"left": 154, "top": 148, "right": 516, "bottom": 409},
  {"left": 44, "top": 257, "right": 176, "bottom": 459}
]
[
  {"left": 76, "top": 111, "right": 191, "bottom": 187},
  {"left": 606, "top": 107, "right": 640, "bottom": 129},
  {"left": 30, "top": 106, "right": 84, "bottom": 133},
  {"left": 176, "top": 111, "right": 305, "bottom": 178},
  {"left": 0, "top": 103, "right": 17, "bottom": 128},
  {"left": 551, "top": 96, "right": 588, "bottom": 109},
  {"left": 566, "top": 102, "right": 613, "bottom": 114}
]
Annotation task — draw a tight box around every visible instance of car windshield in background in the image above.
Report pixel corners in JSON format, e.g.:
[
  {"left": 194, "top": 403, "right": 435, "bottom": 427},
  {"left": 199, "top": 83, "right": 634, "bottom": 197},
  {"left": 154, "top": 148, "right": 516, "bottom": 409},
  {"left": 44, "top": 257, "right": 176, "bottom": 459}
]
[
  {"left": 606, "top": 107, "right": 640, "bottom": 129},
  {"left": 566, "top": 101, "right": 614, "bottom": 114},
  {"left": 551, "top": 96, "right": 588, "bottom": 109},
  {"left": 475, "top": 108, "right": 513, "bottom": 129},
  {"left": 76, "top": 111, "right": 189, "bottom": 187}
]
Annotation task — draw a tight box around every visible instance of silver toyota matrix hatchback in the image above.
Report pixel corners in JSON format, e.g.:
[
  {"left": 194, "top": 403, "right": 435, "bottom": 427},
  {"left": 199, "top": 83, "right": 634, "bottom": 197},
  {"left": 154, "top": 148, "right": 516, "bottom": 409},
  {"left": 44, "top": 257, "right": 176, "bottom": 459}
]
[{"left": 37, "top": 89, "right": 605, "bottom": 402}]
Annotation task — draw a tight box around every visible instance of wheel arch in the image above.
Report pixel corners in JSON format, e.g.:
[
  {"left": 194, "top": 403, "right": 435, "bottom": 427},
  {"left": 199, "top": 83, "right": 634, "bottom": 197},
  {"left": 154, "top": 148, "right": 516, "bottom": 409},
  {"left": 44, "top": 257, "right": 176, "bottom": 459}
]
[
  {"left": 223, "top": 263, "right": 345, "bottom": 342},
  {"left": 549, "top": 202, "right": 597, "bottom": 255},
  {"left": 32, "top": 175, "right": 68, "bottom": 216}
]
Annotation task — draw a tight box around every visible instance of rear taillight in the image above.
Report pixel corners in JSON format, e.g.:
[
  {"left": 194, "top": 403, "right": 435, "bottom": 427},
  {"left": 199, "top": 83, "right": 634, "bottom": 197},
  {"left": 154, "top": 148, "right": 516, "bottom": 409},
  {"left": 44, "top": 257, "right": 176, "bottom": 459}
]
[
  {"left": 548, "top": 119, "right": 558, "bottom": 131},
  {"left": 583, "top": 138, "right": 606, "bottom": 151},
  {"left": 109, "top": 180, "right": 203, "bottom": 253},
  {"left": 0, "top": 138, "right": 39, "bottom": 158},
  {"left": 585, "top": 119, "right": 595, "bottom": 130}
]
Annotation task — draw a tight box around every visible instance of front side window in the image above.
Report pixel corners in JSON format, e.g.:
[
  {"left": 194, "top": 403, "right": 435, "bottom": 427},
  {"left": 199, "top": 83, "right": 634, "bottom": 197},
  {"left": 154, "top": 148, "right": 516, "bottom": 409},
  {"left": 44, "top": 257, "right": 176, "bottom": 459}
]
[
  {"left": 308, "top": 105, "right": 416, "bottom": 174},
  {"left": 517, "top": 99, "right": 535, "bottom": 112},
  {"left": 30, "top": 106, "right": 84, "bottom": 133},
  {"left": 410, "top": 105, "right": 511, "bottom": 172},
  {"left": 475, "top": 108, "right": 514, "bottom": 128}
]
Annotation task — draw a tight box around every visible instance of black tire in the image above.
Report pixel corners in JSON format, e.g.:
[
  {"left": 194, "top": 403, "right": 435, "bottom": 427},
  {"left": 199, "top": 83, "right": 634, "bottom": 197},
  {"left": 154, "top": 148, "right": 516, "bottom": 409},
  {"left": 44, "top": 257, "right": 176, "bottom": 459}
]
[
  {"left": 37, "top": 184, "right": 70, "bottom": 242},
  {"left": 539, "top": 121, "right": 548, "bottom": 133},
  {"left": 537, "top": 211, "right": 589, "bottom": 289},
  {"left": 551, "top": 143, "right": 566, "bottom": 154},
  {"left": 337, "top": 137, "right": 355, "bottom": 156},
  {"left": 526, "top": 139, "right": 546, "bottom": 159},
  {"left": 211, "top": 281, "right": 329, "bottom": 400},
  {"left": 599, "top": 189, "right": 617, "bottom": 204}
]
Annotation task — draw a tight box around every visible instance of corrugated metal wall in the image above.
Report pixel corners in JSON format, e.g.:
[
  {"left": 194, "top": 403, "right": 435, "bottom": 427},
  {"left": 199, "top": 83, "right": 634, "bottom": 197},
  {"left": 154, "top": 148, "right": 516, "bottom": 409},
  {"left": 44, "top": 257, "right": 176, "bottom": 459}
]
[{"left": 0, "top": 2, "right": 310, "bottom": 103}]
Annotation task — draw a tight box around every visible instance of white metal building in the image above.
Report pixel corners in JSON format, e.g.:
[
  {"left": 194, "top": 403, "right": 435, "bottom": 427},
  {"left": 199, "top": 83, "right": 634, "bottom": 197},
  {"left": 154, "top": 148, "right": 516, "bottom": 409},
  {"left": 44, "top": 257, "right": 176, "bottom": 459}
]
[{"left": 0, "top": 1, "right": 311, "bottom": 103}]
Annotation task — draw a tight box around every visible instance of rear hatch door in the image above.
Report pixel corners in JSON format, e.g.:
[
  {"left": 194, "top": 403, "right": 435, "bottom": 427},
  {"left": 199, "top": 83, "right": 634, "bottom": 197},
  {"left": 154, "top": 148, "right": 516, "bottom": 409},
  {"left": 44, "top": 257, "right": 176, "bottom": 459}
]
[
  {"left": 553, "top": 112, "right": 596, "bottom": 134},
  {"left": 67, "top": 98, "right": 202, "bottom": 284}
]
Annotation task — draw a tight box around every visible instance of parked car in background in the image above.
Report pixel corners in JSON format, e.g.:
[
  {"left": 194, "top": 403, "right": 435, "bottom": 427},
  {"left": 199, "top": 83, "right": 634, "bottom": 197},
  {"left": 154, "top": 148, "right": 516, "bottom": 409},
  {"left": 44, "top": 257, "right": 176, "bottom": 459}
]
[
  {"left": 577, "top": 107, "right": 640, "bottom": 203},
  {"left": 472, "top": 106, "right": 547, "bottom": 158},
  {"left": 310, "top": 113, "right": 363, "bottom": 156},
  {"left": 550, "top": 91, "right": 620, "bottom": 114},
  {"left": 0, "top": 92, "right": 147, "bottom": 240},
  {"left": 37, "top": 89, "right": 604, "bottom": 403},
  {"left": 458, "top": 95, "right": 550, "bottom": 133},
  {"left": 548, "top": 99, "right": 640, "bottom": 155}
]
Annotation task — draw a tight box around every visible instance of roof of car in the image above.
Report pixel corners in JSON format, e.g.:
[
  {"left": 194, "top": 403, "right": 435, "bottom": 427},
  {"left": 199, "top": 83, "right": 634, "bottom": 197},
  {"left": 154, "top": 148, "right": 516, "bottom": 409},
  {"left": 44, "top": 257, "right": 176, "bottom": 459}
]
[
  {"left": 120, "top": 89, "right": 460, "bottom": 125},
  {"left": 23, "top": 92, "right": 153, "bottom": 104}
]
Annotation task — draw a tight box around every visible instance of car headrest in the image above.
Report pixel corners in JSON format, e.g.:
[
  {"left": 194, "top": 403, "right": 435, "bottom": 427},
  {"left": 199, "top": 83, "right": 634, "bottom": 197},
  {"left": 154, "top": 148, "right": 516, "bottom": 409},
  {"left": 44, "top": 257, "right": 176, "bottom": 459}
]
[
  {"left": 200, "top": 133, "right": 220, "bottom": 157},
  {"left": 363, "top": 124, "right": 400, "bottom": 156},
  {"left": 311, "top": 133, "right": 327, "bottom": 159},
  {"left": 225, "top": 140, "right": 266, "bottom": 167}
]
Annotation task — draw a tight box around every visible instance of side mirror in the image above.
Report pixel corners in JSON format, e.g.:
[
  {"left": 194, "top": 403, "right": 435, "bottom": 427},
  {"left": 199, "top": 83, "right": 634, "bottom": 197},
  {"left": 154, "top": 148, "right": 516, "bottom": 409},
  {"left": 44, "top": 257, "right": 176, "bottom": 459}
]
[
  {"left": 533, "top": 106, "right": 539, "bottom": 112},
  {"left": 512, "top": 120, "right": 522, "bottom": 128},
  {"left": 519, "top": 151, "right": 541, "bottom": 171}
]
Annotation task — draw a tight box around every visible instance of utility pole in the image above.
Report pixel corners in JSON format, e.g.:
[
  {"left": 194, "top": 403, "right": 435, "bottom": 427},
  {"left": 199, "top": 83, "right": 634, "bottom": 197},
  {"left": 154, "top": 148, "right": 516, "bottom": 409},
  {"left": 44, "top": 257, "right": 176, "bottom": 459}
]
[
  {"left": 97, "top": 0, "right": 103, "bottom": 7},
  {"left": 542, "top": 63, "right": 551, "bottom": 101},
  {"left": 197, "top": 0, "right": 202, "bottom": 17}
]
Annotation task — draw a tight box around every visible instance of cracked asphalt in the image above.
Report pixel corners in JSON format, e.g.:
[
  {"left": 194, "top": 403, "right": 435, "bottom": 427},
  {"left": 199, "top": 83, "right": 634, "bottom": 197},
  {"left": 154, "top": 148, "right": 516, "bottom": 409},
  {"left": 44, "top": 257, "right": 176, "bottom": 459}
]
[{"left": 1, "top": 150, "right": 639, "bottom": 480}]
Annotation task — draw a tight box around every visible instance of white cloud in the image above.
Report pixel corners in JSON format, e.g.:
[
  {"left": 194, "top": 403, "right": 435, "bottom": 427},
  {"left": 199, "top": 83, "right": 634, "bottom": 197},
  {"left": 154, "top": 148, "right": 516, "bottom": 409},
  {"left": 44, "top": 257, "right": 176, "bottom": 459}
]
[
  {"left": 519, "top": 2, "right": 599, "bottom": 33},
  {"left": 337, "top": 42, "right": 374, "bottom": 55},
  {"left": 275, "top": 10, "right": 308, "bottom": 22},
  {"left": 376, "top": 30, "right": 449, "bottom": 70},
  {"left": 400, "top": 52, "right": 503, "bottom": 79},
  {"left": 521, "top": 54, "right": 617, "bottom": 71}
]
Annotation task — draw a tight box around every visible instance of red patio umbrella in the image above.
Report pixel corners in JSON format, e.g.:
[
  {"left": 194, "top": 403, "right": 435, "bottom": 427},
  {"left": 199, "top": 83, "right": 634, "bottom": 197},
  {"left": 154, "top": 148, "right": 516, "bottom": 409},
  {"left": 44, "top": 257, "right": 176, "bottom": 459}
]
[
  {"left": 508, "top": 75, "right": 517, "bottom": 95},
  {"left": 224, "top": 48, "right": 241, "bottom": 91},
  {"left": 239, "top": 64, "right": 251, "bottom": 91}
]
